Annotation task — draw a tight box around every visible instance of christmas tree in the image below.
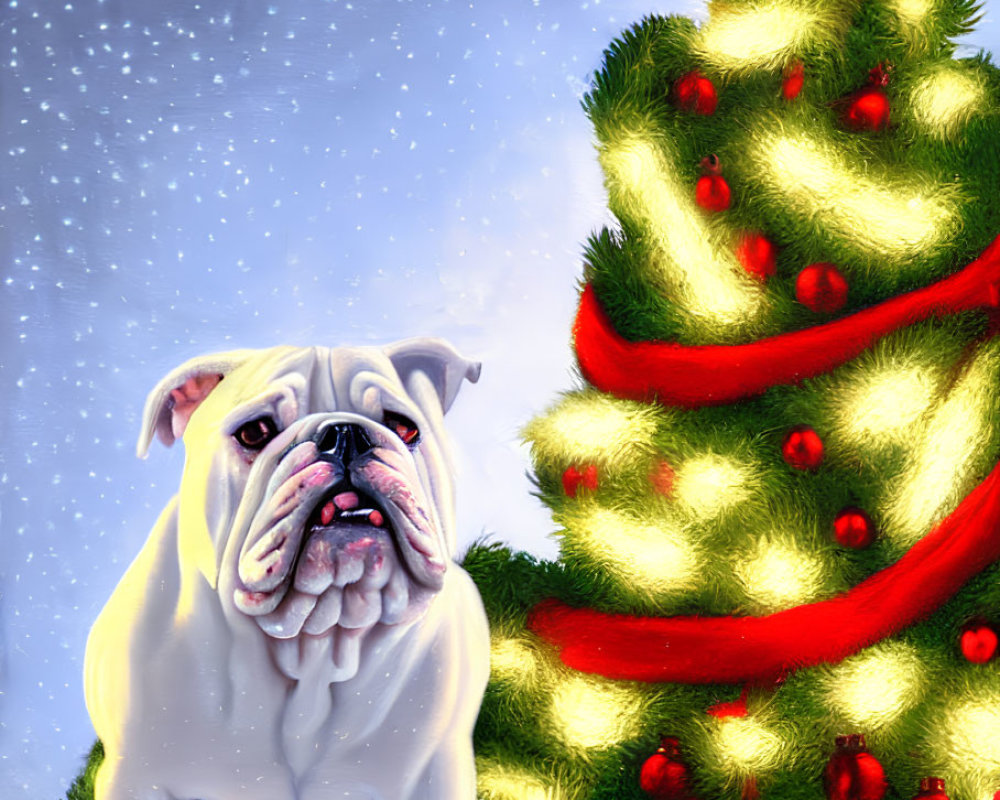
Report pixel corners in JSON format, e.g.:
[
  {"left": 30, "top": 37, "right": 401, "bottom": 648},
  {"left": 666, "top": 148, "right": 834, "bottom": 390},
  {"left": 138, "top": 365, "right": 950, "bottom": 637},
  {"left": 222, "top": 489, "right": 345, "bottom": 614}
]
[{"left": 466, "top": 2, "right": 1000, "bottom": 799}]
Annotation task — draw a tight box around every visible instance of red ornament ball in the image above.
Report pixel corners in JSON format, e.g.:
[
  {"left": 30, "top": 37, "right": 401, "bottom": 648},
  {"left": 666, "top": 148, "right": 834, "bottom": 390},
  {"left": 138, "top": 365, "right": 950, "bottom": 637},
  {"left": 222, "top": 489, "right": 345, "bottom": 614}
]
[
  {"left": 650, "top": 459, "right": 676, "bottom": 496},
  {"left": 562, "top": 464, "right": 598, "bottom": 498},
  {"left": 796, "top": 262, "right": 848, "bottom": 313},
  {"left": 843, "top": 86, "right": 890, "bottom": 131},
  {"left": 696, "top": 174, "right": 730, "bottom": 212},
  {"left": 640, "top": 737, "right": 696, "bottom": 800},
  {"left": 960, "top": 622, "right": 998, "bottom": 664},
  {"left": 913, "top": 777, "right": 950, "bottom": 800},
  {"left": 782, "top": 425, "right": 824, "bottom": 471},
  {"left": 696, "top": 154, "right": 730, "bottom": 213},
  {"left": 736, "top": 232, "right": 777, "bottom": 281},
  {"left": 825, "top": 734, "right": 887, "bottom": 800},
  {"left": 833, "top": 507, "right": 876, "bottom": 549},
  {"left": 783, "top": 61, "right": 805, "bottom": 100},
  {"left": 674, "top": 71, "right": 717, "bottom": 115}
]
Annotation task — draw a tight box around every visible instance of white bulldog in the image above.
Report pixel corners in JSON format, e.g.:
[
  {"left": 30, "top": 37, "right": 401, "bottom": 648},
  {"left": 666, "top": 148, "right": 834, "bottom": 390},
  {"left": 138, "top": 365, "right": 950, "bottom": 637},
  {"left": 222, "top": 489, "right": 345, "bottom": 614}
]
[{"left": 84, "top": 340, "right": 490, "bottom": 800}]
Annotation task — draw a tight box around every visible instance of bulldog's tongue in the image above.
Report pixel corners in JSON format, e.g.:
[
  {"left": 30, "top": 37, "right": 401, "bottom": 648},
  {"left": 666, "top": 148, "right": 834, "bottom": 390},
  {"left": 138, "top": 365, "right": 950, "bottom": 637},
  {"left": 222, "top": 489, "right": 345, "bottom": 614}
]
[{"left": 318, "top": 492, "right": 385, "bottom": 529}]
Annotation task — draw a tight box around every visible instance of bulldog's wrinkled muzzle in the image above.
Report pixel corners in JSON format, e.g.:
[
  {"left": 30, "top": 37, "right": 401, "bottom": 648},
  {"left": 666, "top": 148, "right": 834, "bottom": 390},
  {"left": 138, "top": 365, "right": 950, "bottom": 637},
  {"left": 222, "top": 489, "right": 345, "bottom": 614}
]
[{"left": 232, "top": 416, "right": 445, "bottom": 653}]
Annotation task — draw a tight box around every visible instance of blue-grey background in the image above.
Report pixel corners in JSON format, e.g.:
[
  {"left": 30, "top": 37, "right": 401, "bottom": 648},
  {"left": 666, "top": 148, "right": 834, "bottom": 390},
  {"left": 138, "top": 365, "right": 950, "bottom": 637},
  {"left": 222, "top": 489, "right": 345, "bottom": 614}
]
[{"left": 1, "top": 1, "right": 997, "bottom": 795}]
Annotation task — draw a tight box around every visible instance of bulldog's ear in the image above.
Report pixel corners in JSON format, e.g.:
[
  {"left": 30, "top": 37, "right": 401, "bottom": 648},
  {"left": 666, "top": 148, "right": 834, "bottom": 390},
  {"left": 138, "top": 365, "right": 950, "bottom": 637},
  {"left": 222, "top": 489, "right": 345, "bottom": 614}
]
[
  {"left": 136, "top": 350, "right": 252, "bottom": 458},
  {"left": 385, "top": 338, "right": 481, "bottom": 414}
]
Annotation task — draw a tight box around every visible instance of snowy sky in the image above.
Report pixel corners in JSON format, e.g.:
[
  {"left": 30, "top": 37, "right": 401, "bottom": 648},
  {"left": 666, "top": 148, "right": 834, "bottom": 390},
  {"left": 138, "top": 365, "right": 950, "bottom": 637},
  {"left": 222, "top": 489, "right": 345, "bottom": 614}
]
[{"left": 1, "top": 0, "right": 997, "bottom": 796}]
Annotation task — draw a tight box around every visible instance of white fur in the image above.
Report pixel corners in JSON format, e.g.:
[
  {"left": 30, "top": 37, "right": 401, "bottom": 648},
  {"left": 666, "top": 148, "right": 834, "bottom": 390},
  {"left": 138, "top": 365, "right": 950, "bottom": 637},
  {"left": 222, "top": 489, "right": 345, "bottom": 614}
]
[{"left": 84, "top": 342, "right": 490, "bottom": 800}]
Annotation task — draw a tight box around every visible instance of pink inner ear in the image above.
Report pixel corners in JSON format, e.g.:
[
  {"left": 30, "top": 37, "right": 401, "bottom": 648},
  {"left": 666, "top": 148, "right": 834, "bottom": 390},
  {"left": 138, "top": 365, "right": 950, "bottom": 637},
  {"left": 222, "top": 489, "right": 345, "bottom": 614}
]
[{"left": 169, "top": 373, "right": 223, "bottom": 440}]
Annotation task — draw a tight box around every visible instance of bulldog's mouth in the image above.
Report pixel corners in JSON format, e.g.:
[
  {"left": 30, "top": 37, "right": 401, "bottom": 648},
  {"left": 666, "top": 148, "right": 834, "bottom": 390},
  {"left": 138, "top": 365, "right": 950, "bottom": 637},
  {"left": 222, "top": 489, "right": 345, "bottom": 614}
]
[
  {"left": 313, "top": 487, "right": 386, "bottom": 530},
  {"left": 233, "top": 448, "right": 444, "bottom": 653},
  {"left": 290, "top": 483, "right": 393, "bottom": 602}
]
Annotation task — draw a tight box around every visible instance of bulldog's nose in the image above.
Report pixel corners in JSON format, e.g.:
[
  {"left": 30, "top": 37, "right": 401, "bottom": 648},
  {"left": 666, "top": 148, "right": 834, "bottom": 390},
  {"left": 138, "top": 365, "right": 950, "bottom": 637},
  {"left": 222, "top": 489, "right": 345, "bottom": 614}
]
[{"left": 314, "top": 422, "right": 375, "bottom": 464}]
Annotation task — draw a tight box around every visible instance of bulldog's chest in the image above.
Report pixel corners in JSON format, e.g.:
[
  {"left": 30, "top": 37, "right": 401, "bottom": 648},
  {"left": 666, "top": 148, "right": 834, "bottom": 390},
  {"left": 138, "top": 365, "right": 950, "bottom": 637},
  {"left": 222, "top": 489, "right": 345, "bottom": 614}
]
[{"left": 141, "top": 589, "right": 473, "bottom": 800}]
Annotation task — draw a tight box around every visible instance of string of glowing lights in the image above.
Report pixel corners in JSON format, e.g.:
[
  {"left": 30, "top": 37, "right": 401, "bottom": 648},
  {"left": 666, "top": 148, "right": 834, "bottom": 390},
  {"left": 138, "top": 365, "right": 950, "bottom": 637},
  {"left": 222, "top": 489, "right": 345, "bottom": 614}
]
[
  {"left": 881, "top": 339, "right": 1000, "bottom": 549},
  {"left": 600, "top": 132, "right": 766, "bottom": 336},
  {"left": 693, "top": 0, "right": 851, "bottom": 73},
  {"left": 747, "top": 127, "right": 962, "bottom": 263}
]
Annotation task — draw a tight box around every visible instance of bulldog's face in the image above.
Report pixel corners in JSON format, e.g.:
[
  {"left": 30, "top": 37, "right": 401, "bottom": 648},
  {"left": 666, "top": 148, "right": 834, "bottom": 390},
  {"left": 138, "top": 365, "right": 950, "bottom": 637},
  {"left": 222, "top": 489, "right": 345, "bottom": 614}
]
[{"left": 137, "top": 340, "right": 479, "bottom": 679}]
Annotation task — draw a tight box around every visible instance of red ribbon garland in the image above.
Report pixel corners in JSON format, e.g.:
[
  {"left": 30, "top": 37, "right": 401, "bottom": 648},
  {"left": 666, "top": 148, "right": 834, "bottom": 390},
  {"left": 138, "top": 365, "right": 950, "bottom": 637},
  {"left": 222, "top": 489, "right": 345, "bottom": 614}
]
[
  {"left": 530, "top": 458, "right": 1000, "bottom": 684},
  {"left": 530, "top": 234, "right": 1000, "bottom": 684},
  {"left": 574, "top": 235, "right": 1000, "bottom": 408}
]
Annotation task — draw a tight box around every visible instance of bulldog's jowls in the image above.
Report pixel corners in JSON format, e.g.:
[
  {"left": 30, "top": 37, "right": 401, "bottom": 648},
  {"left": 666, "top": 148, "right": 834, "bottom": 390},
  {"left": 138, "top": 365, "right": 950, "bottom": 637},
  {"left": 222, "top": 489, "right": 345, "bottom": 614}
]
[{"left": 84, "top": 340, "right": 490, "bottom": 800}]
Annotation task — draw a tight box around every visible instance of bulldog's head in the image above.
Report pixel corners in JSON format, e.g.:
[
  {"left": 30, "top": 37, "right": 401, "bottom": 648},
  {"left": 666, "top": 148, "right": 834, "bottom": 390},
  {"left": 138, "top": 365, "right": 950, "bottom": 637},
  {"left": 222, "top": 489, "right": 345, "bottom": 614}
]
[{"left": 136, "top": 340, "right": 479, "bottom": 680}]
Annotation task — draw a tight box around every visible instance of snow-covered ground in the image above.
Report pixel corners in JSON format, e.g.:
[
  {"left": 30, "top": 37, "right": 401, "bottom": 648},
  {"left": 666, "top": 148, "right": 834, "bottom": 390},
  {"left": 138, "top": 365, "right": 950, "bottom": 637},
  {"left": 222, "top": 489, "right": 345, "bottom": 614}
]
[{"left": 0, "top": 0, "right": 995, "bottom": 795}]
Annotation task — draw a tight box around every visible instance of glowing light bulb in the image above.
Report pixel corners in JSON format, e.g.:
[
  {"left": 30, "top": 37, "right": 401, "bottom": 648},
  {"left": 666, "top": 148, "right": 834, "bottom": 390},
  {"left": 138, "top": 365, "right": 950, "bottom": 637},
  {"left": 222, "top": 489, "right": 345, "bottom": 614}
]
[
  {"left": 490, "top": 635, "right": 541, "bottom": 686},
  {"left": 892, "top": 0, "right": 934, "bottom": 29},
  {"left": 523, "top": 390, "right": 662, "bottom": 467},
  {"left": 712, "top": 716, "right": 787, "bottom": 776},
  {"left": 735, "top": 537, "right": 828, "bottom": 612},
  {"left": 564, "top": 505, "right": 699, "bottom": 599},
  {"left": 935, "top": 692, "right": 1000, "bottom": 798},
  {"left": 826, "top": 642, "right": 926, "bottom": 729},
  {"left": 910, "top": 65, "right": 984, "bottom": 138},
  {"left": 882, "top": 342, "right": 1000, "bottom": 548},
  {"left": 750, "top": 130, "right": 961, "bottom": 263},
  {"left": 674, "top": 453, "right": 756, "bottom": 519},
  {"left": 477, "top": 761, "right": 566, "bottom": 800},
  {"left": 837, "top": 364, "right": 940, "bottom": 447},
  {"left": 602, "top": 133, "right": 765, "bottom": 336},
  {"left": 695, "top": 1, "right": 848, "bottom": 72},
  {"left": 549, "top": 675, "right": 645, "bottom": 750}
]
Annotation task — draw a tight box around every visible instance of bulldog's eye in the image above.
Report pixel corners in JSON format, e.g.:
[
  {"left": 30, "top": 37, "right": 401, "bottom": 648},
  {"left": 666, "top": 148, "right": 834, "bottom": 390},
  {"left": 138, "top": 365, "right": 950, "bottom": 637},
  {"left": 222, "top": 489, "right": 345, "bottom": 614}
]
[
  {"left": 384, "top": 410, "right": 420, "bottom": 447},
  {"left": 234, "top": 416, "right": 278, "bottom": 450}
]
